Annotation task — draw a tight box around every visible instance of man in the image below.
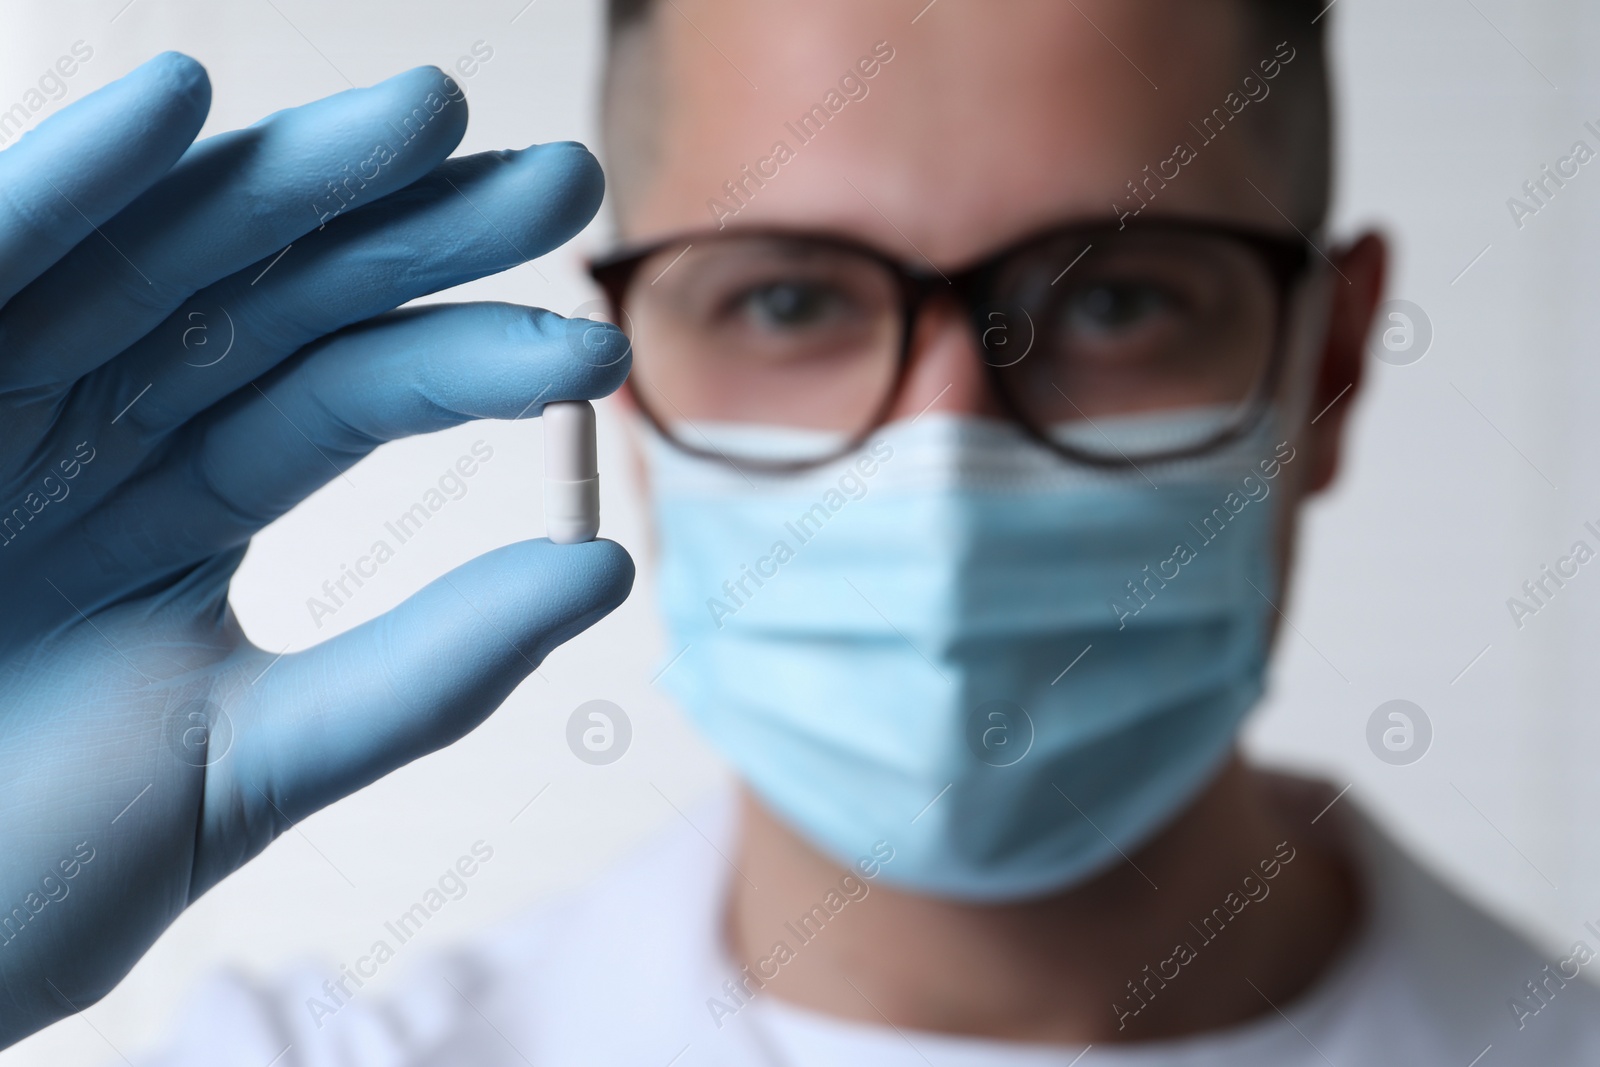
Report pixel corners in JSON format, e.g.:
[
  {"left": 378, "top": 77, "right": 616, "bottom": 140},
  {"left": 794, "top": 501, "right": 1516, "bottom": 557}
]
[{"left": 0, "top": 1, "right": 1595, "bottom": 1064}]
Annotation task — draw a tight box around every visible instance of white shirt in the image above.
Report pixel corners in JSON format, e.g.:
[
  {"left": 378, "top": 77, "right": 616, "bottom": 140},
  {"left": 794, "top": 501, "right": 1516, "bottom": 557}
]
[{"left": 138, "top": 788, "right": 1600, "bottom": 1066}]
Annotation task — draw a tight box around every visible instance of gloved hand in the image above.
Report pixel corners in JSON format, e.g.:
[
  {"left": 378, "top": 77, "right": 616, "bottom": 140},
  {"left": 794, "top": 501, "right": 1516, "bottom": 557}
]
[{"left": 0, "top": 52, "right": 633, "bottom": 1048}]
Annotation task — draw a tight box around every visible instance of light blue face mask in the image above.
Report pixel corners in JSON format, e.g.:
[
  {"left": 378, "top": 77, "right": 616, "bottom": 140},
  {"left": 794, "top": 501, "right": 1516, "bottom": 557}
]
[{"left": 648, "top": 411, "right": 1290, "bottom": 901}]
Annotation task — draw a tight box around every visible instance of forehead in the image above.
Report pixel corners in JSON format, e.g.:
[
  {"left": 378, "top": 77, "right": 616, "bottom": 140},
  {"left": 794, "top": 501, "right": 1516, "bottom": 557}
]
[{"left": 621, "top": 0, "right": 1298, "bottom": 260}]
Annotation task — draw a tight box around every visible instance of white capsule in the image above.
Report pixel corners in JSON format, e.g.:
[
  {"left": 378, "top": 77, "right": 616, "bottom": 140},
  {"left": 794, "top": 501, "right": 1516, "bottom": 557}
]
[{"left": 543, "top": 400, "right": 599, "bottom": 544}]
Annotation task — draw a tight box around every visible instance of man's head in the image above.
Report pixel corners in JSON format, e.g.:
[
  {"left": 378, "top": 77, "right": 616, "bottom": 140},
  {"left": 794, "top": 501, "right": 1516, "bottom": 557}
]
[{"left": 592, "top": 0, "right": 1389, "bottom": 899}]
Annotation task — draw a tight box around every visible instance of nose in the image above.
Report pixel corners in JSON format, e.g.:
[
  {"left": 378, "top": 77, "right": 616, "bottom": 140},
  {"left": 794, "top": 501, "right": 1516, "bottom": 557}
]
[{"left": 883, "top": 290, "right": 1011, "bottom": 424}]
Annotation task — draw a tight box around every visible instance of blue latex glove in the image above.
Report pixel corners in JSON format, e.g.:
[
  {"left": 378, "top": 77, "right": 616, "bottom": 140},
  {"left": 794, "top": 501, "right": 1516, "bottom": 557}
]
[{"left": 0, "top": 53, "right": 633, "bottom": 1047}]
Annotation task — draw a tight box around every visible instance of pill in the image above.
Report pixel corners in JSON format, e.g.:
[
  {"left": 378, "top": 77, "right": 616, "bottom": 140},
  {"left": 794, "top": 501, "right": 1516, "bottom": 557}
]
[{"left": 543, "top": 400, "right": 600, "bottom": 544}]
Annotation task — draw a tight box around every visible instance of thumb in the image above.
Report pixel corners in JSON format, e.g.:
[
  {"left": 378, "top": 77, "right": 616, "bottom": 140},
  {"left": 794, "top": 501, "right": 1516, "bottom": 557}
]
[{"left": 225, "top": 538, "right": 631, "bottom": 831}]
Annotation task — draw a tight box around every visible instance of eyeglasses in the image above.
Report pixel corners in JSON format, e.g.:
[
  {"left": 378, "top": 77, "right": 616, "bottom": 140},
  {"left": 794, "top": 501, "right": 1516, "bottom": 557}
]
[{"left": 590, "top": 217, "right": 1314, "bottom": 472}]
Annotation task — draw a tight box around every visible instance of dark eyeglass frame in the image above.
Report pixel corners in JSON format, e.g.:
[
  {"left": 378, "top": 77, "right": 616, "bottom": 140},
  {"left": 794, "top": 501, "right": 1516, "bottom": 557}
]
[{"left": 590, "top": 215, "right": 1316, "bottom": 474}]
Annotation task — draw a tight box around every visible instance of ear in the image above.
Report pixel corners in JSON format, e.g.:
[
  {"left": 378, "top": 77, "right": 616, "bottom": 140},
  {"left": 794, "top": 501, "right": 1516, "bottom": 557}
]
[{"left": 1304, "top": 232, "right": 1387, "bottom": 494}]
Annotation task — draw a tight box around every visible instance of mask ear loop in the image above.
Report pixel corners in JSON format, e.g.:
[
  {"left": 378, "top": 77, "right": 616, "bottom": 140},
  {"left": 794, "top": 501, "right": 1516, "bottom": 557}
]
[
  {"left": 1277, "top": 252, "right": 1345, "bottom": 449},
  {"left": 1234, "top": 252, "right": 1341, "bottom": 652}
]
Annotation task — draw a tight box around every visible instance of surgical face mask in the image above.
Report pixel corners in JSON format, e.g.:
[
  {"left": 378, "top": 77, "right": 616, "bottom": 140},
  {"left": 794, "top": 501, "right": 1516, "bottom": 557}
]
[{"left": 647, "top": 410, "right": 1288, "bottom": 901}]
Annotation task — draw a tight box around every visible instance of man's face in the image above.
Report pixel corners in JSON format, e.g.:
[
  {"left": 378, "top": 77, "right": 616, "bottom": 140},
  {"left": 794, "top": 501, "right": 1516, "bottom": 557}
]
[{"left": 612, "top": 0, "right": 1376, "bottom": 550}]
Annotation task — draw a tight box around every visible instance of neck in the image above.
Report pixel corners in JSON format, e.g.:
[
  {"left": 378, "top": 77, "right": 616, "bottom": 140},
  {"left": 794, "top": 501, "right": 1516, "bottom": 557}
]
[{"left": 723, "top": 755, "right": 1360, "bottom": 1043}]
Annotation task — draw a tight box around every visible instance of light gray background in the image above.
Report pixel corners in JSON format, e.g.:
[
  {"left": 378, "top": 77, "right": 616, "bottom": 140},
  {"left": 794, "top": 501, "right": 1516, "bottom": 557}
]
[{"left": 2, "top": 0, "right": 1597, "bottom": 1061}]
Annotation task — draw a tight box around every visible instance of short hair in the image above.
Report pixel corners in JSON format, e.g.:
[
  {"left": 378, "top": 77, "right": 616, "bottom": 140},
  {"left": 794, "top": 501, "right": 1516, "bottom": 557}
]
[
  {"left": 605, "top": 0, "right": 1326, "bottom": 53},
  {"left": 600, "top": 0, "right": 1332, "bottom": 228},
  {"left": 605, "top": 0, "right": 653, "bottom": 32}
]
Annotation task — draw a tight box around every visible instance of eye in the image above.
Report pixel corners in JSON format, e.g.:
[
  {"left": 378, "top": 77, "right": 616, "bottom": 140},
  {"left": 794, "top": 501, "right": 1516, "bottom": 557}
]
[
  {"left": 1061, "top": 282, "right": 1172, "bottom": 338},
  {"left": 738, "top": 281, "right": 848, "bottom": 330}
]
